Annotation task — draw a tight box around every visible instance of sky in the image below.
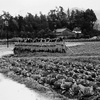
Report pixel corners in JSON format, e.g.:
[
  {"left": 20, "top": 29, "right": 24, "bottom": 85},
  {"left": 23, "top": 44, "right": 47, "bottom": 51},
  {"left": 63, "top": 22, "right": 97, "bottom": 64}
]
[{"left": 0, "top": 0, "right": 100, "bottom": 18}]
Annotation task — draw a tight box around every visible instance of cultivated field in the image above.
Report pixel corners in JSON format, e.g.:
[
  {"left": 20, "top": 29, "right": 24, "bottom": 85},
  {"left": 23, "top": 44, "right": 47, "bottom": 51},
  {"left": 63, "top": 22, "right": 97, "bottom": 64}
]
[
  {"left": 1, "top": 56, "right": 100, "bottom": 100},
  {"left": 12, "top": 41, "right": 100, "bottom": 57},
  {"left": 1, "top": 41, "right": 100, "bottom": 100},
  {"left": 65, "top": 42, "right": 100, "bottom": 56}
]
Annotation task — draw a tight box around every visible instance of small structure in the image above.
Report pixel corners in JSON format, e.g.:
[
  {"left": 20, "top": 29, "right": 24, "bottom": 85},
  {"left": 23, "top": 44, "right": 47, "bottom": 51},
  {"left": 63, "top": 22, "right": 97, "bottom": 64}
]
[
  {"left": 72, "top": 27, "right": 83, "bottom": 38},
  {"left": 54, "top": 28, "right": 76, "bottom": 39}
]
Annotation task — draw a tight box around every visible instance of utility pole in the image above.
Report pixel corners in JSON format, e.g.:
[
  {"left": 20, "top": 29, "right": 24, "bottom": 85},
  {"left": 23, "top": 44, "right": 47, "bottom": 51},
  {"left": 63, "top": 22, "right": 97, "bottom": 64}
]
[{"left": 4, "top": 20, "right": 9, "bottom": 47}]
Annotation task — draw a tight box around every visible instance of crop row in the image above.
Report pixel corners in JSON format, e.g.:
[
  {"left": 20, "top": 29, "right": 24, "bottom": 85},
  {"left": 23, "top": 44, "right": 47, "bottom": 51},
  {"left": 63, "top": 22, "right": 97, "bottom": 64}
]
[
  {"left": 0, "top": 57, "right": 100, "bottom": 100},
  {"left": 14, "top": 43, "right": 66, "bottom": 54}
]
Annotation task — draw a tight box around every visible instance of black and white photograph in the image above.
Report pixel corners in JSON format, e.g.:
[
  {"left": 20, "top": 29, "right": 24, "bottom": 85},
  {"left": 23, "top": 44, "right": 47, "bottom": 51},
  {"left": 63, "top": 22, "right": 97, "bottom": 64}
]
[{"left": 0, "top": 0, "right": 100, "bottom": 100}]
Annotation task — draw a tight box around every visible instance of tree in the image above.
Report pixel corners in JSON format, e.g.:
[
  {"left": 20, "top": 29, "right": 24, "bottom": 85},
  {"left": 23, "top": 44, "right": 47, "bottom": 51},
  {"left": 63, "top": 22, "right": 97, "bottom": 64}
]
[
  {"left": 67, "top": 9, "right": 97, "bottom": 37},
  {"left": 8, "top": 16, "right": 19, "bottom": 32},
  {"left": 47, "top": 9, "right": 58, "bottom": 30},
  {"left": 24, "top": 13, "right": 35, "bottom": 32},
  {"left": 47, "top": 6, "right": 67, "bottom": 30},
  {"left": 17, "top": 15, "right": 25, "bottom": 32},
  {"left": 68, "top": 10, "right": 76, "bottom": 30},
  {"left": 82, "top": 9, "right": 97, "bottom": 36},
  {"left": 40, "top": 12, "right": 49, "bottom": 30}
]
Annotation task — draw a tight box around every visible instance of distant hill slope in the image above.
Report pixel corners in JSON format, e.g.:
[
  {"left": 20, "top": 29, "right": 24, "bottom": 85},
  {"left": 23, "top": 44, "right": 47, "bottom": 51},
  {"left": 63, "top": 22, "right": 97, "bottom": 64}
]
[
  {"left": 93, "top": 19, "right": 100, "bottom": 31},
  {"left": 94, "top": 10, "right": 100, "bottom": 20}
]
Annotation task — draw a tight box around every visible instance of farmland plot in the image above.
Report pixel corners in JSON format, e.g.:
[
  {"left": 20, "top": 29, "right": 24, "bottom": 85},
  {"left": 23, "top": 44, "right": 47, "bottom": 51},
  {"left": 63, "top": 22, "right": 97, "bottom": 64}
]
[
  {"left": 0, "top": 45, "right": 58, "bottom": 100},
  {"left": 65, "top": 42, "right": 100, "bottom": 56},
  {"left": 1, "top": 57, "right": 100, "bottom": 100},
  {"left": 13, "top": 41, "right": 100, "bottom": 57},
  {"left": 1, "top": 42, "right": 100, "bottom": 100}
]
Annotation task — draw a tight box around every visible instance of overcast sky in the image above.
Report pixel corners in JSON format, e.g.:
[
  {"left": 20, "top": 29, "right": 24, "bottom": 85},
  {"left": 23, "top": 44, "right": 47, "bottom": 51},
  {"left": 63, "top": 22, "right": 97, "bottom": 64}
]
[{"left": 0, "top": 0, "right": 100, "bottom": 16}]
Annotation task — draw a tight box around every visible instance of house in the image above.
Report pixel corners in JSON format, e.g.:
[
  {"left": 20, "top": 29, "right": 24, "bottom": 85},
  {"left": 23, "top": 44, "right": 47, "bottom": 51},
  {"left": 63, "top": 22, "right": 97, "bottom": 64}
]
[
  {"left": 54, "top": 28, "right": 76, "bottom": 39},
  {"left": 72, "top": 27, "right": 83, "bottom": 38}
]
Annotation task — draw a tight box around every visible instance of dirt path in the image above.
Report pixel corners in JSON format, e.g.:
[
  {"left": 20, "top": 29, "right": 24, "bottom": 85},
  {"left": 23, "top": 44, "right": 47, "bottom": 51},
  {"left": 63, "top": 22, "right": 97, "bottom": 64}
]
[
  {"left": 0, "top": 45, "right": 53, "bottom": 100},
  {"left": 0, "top": 74, "right": 53, "bottom": 100}
]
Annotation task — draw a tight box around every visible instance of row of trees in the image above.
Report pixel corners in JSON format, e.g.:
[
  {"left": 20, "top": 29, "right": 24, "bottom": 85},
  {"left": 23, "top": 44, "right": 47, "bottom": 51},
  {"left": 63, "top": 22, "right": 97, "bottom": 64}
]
[{"left": 0, "top": 7, "right": 98, "bottom": 39}]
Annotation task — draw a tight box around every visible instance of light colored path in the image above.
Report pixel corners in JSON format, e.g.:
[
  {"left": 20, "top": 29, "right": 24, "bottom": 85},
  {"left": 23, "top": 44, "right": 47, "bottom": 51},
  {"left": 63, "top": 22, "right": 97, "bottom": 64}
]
[
  {"left": 65, "top": 42, "right": 84, "bottom": 47},
  {"left": 0, "top": 74, "right": 51, "bottom": 100},
  {"left": 0, "top": 45, "right": 52, "bottom": 100},
  {"left": 0, "top": 45, "right": 14, "bottom": 57}
]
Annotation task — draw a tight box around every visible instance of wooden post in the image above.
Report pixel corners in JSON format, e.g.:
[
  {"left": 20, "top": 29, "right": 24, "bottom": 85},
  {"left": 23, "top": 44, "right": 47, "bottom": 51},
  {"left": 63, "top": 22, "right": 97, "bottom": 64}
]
[
  {"left": 7, "top": 29, "right": 9, "bottom": 47},
  {"left": 4, "top": 20, "right": 9, "bottom": 48}
]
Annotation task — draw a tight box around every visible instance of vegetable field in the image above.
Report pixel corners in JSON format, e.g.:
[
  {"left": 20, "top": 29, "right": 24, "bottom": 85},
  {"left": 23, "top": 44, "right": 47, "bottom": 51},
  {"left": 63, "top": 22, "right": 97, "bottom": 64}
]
[{"left": 1, "top": 57, "right": 100, "bottom": 100}]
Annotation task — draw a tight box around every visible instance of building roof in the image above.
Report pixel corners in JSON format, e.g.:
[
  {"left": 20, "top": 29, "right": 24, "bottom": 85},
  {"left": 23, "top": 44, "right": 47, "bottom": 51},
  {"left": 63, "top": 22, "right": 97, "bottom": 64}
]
[
  {"left": 55, "top": 28, "right": 75, "bottom": 36},
  {"left": 55, "top": 28, "right": 72, "bottom": 33},
  {"left": 73, "top": 27, "right": 81, "bottom": 31},
  {"left": 55, "top": 28, "right": 66, "bottom": 33}
]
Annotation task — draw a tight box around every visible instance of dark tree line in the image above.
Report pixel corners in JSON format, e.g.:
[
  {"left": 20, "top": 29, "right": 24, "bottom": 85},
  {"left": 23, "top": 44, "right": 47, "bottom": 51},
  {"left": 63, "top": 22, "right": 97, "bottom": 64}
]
[{"left": 0, "top": 7, "right": 98, "bottom": 39}]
